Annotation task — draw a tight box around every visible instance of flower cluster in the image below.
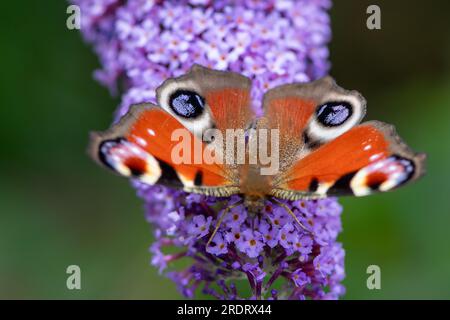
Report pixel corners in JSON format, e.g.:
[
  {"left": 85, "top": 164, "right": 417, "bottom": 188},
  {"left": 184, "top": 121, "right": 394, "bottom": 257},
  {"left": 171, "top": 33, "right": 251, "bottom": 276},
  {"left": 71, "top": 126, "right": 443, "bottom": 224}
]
[
  {"left": 141, "top": 187, "right": 345, "bottom": 299},
  {"left": 74, "top": 0, "right": 331, "bottom": 118},
  {"left": 75, "top": 0, "right": 345, "bottom": 299}
]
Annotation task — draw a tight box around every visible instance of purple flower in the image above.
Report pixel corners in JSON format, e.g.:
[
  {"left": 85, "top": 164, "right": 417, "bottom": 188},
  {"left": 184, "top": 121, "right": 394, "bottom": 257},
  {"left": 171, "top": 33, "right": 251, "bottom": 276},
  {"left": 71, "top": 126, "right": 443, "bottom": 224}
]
[
  {"left": 278, "top": 223, "right": 295, "bottom": 249},
  {"left": 316, "top": 197, "right": 343, "bottom": 217},
  {"left": 291, "top": 269, "right": 311, "bottom": 287},
  {"left": 186, "top": 215, "right": 212, "bottom": 239},
  {"left": 258, "top": 219, "right": 278, "bottom": 248},
  {"left": 224, "top": 207, "right": 247, "bottom": 228},
  {"left": 292, "top": 235, "right": 313, "bottom": 257},
  {"left": 225, "top": 227, "right": 244, "bottom": 244},
  {"left": 206, "top": 232, "right": 228, "bottom": 255},
  {"left": 243, "top": 262, "right": 266, "bottom": 282},
  {"left": 237, "top": 229, "right": 265, "bottom": 258},
  {"left": 269, "top": 206, "right": 290, "bottom": 228},
  {"left": 76, "top": 0, "right": 345, "bottom": 300}
]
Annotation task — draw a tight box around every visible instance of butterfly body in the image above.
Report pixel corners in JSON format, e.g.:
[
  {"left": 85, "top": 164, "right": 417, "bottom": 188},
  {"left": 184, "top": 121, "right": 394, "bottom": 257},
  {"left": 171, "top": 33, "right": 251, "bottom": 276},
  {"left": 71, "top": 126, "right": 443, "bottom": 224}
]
[{"left": 90, "top": 65, "right": 425, "bottom": 208}]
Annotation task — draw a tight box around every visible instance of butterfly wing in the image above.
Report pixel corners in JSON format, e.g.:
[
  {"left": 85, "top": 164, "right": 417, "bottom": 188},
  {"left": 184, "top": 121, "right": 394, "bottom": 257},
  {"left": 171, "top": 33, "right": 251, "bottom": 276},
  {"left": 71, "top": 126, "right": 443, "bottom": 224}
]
[
  {"left": 156, "top": 64, "right": 254, "bottom": 173},
  {"left": 90, "top": 65, "right": 254, "bottom": 196},
  {"left": 156, "top": 64, "right": 254, "bottom": 137},
  {"left": 261, "top": 76, "right": 366, "bottom": 171},
  {"left": 271, "top": 121, "right": 425, "bottom": 199},
  {"left": 263, "top": 78, "right": 425, "bottom": 199}
]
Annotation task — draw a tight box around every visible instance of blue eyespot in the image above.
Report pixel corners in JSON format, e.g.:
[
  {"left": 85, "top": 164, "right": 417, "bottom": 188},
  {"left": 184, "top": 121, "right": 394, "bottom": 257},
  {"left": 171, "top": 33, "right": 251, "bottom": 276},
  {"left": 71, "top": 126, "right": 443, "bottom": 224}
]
[
  {"left": 316, "top": 101, "right": 353, "bottom": 127},
  {"left": 169, "top": 90, "right": 205, "bottom": 118}
]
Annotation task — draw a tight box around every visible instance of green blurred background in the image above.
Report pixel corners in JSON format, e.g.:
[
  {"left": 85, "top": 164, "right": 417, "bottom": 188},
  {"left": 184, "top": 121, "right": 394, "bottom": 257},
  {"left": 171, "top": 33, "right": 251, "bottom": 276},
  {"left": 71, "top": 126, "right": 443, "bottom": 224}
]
[{"left": 0, "top": 1, "right": 449, "bottom": 299}]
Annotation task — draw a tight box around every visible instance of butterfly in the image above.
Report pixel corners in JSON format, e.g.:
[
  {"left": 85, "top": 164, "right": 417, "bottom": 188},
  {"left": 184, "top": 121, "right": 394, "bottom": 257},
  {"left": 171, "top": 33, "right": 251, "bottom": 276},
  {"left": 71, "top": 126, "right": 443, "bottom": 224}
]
[{"left": 90, "top": 65, "right": 425, "bottom": 240}]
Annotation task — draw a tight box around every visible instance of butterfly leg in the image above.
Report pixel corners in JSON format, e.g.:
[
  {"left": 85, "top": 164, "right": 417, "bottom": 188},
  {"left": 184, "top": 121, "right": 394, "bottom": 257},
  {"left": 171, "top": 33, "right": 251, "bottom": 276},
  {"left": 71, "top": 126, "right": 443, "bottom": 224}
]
[
  {"left": 206, "top": 200, "right": 244, "bottom": 248},
  {"left": 270, "top": 197, "right": 313, "bottom": 235}
]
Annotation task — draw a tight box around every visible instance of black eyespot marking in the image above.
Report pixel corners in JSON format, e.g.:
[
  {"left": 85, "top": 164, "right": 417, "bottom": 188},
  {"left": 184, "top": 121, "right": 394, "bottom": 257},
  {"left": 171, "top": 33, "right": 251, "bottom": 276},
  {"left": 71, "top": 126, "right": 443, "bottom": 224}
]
[
  {"left": 316, "top": 101, "right": 353, "bottom": 127},
  {"left": 328, "top": 171, "right": 357, "bottom": 195},
  {"left": 303, "top": 132, "right": 322, "bottom": 150},
  {"left": 308, "top": 178, "right": 319, "bottom": 192},
  {"left": 366, "top": 172, "right": 387, "bottom": 190},
  {"left": 98, "top": 138, "right": 126, "bottom": 170},
  {"left": 169, "top": 90, "right": 205, "bottom": 118},
  {"left": 194, "top": 171, "right": 203, "bottom": 186},
  {"left": 156, "top": 160, "right": 183, "bottom": 188},
  {"left": 125, "top": 157, "right": 147, "bottom": 177},
  {"left": 388, "top": 155, "right": 416, "bottom": 186}
]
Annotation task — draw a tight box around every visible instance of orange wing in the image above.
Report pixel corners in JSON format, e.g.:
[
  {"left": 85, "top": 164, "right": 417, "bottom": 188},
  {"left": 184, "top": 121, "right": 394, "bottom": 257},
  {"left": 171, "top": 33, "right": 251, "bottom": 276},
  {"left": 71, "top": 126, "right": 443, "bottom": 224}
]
[
  {"left": 271, "top": 121, "right": 425, "bottom": 199},
  {"left": 262, "top": 78, "right": 425, "bottom": 200},
  {"left": 155, "top": 65, "right": 254, "bottom": 174},
  {"left": 90, "top": 104, "right": 240, "bottom": 197},
  {"left": 156, "top": 64, "right": 254, "bottom": 138},
  {"left": 261, "top": 76, "right": 366, "bottom": 171},
  {"left": 89, "top": 66, "right": 255, "bottom": 197}
]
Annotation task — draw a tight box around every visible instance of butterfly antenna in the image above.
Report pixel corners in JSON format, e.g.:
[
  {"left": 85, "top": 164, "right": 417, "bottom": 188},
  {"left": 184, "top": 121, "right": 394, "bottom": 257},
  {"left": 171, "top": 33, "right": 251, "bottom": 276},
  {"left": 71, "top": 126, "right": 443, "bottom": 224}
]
[
  {"left": 206, "top": 200, "right": 243, "bottom": 248},
  {"left": 270, "top": 197, "right": 313, "bottom": 235}
]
